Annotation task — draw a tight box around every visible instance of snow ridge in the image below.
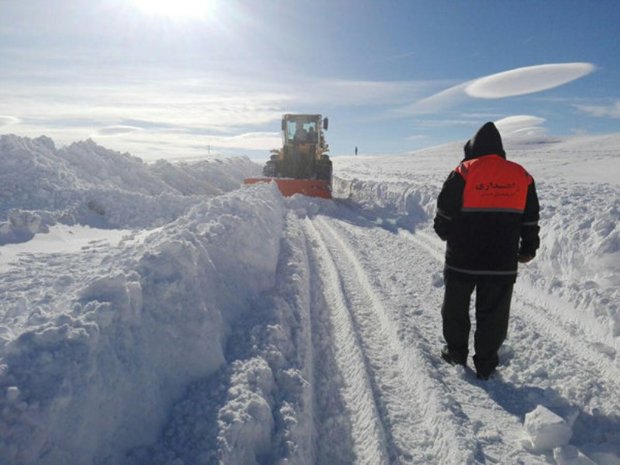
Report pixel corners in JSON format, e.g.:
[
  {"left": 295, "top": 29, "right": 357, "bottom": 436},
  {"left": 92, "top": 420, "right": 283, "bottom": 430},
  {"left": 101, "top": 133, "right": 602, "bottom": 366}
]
[
  {"left": 1, "top": 179, "right": 286, "bottom": 464},
  {"left": 0, "top": 134, "right": 261, "bottom": 239}
]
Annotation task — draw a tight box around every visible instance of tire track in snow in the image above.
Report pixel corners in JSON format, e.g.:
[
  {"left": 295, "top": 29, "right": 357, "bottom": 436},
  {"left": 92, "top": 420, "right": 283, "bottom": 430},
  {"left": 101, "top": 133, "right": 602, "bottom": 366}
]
[
  {"left": 306, "top": 217, "right": 480, "bottom": 464},
  {"left": 304, "top": 219, "right": 391, "bottom": 465},
  {"left": 323, "top": 214, "right": 548, "bottom": 464}
]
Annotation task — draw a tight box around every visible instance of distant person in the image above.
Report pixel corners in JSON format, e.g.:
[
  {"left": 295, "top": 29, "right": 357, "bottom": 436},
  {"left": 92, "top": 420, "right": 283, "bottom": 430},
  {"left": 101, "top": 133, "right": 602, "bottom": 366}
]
[
  {"left": 433, "top": 122, "right": 540, "bottom": 379},
  {"left": 355, "top": 146, "right": 358, "bottom": 155}
]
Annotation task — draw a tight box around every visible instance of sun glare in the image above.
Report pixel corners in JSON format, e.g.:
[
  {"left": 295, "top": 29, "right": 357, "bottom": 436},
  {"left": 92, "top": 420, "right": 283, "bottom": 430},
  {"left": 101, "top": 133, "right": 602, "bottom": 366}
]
[{"left": 133, "top": 0, "right": 214, "bottom": 20}]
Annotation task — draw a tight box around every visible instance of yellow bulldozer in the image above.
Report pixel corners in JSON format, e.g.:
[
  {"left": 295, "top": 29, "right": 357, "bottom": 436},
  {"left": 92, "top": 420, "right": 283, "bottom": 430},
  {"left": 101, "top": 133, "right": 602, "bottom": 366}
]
[{"left": 244, "top": 114, "right": 333, "bottom": 198}]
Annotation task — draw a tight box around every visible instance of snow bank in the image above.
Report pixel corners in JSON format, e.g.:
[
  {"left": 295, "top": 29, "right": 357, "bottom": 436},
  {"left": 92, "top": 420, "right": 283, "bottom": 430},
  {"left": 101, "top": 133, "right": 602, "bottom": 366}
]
[
  {"left": 0, "top": 177, "right": 285, "bottom": 464},
  {"left": 530, "top": 181, "right": 620, "bottom": 337},
  {"left": 0, "top": 134, "right": 261, "bottom": 232},
  {"left": 216, "top": 357, "right": 276, "bottom": 464},
  {"left": 0, "top": 210, "right": 52, "bottom": 245},
  {"left": 332, "top": 176, "right": 436, "bottom": 231},
  {"left": 127, "top": 210, "right": 318, "bottom": 465}
]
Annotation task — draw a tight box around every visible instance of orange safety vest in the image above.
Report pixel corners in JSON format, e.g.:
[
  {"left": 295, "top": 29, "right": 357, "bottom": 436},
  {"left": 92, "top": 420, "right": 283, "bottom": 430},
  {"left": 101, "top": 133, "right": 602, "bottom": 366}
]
[{"left": 455, "top": 155, "right": 532, "bottom": 214}]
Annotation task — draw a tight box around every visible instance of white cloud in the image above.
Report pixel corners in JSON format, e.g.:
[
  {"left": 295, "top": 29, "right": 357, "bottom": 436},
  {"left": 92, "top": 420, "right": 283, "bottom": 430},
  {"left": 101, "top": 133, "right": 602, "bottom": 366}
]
[
  {"left": 87, "top": 130, "right": 282, "bottom": 161},
  {"left": 494, "top": 115, "right": 547, "bottom": 134},
  {"left": 416, "top": 117, "right": 499, "bottom": 128},
  {"left": 0, "top": 68, "right": 442, "bottom": 159},
  {"left": 405, "top": 63, "right": 596, "bottom": 114},
  {"left": 1, "top": 72, "right": 433, "bottom": 137},
  {"left": 493, "top": 115, "right": 554, "bottom": 144},
  {"left": 206, "top": 131, "right": 282, "bottom": 151},
  {"left": 574, "top": 100, "right": 620, "bottom": 118},
  {"left": 94, "top": 125, "right": 142, "bottom": 137},
  {"left": 0, "top": 115, "right": 20, "bottom": 126},
  {"left": 401, "top": 82, "right": 470, "bottom": 114},
  {"left": 465, "top": 63, "right": 595, "bottom": 99}
]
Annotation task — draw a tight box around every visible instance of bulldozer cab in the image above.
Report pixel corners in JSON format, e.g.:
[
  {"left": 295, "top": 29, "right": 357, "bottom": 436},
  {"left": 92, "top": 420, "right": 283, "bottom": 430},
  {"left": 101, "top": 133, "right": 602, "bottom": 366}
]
[{"left": 282, "top": 114, "right": 327, "bottom": 149}]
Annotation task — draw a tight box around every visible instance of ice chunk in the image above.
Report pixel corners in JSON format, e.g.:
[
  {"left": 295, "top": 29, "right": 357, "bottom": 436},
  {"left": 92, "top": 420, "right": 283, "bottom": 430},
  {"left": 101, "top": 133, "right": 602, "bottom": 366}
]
[{"left": 524, "top": 405, "right": 573, "bottom": 452}]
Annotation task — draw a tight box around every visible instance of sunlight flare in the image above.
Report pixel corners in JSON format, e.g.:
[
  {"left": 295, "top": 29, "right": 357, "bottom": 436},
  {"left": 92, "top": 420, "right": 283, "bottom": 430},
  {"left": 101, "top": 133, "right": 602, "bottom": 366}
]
[{"left": 132, "top": 0, "right": 215, "bottom": 20}]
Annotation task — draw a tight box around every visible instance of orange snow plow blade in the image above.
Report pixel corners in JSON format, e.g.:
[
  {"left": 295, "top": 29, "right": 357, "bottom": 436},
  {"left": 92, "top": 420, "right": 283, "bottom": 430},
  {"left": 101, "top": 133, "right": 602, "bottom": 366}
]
[{"left": 244, "top": 178, "right": 332, "bottom": 199}]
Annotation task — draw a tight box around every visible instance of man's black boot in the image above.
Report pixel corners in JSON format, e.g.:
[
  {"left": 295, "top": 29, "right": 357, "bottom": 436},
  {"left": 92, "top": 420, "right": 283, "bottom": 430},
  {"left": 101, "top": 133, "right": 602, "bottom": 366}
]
[{"left": 441, "top": 346, "right": 467, "bottom": 366}]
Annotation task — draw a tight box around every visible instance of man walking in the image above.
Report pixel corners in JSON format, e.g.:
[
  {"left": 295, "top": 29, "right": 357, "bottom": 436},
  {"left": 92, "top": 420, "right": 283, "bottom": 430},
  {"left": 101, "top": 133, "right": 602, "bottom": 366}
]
[{"left": 434, "top": 122, "right": 540, "bottom": 379}]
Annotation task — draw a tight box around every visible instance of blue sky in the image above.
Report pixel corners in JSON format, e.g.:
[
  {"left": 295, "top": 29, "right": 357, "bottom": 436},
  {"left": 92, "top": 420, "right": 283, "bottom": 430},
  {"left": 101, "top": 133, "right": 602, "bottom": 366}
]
[{"left": 1, "top": 0, "right": 619, "bottom": 160}]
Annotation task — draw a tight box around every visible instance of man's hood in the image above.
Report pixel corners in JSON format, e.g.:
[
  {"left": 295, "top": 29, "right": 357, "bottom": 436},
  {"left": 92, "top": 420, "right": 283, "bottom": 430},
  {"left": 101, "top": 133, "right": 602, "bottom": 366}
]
[{"left": 463, "top": 122, "right": 505, "bottom": 160}]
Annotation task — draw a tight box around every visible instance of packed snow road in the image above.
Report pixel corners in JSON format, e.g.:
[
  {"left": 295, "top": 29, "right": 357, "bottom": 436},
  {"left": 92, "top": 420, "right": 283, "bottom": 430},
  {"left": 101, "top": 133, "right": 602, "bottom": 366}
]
[{"left": 304, "top": 208, "right": 544, "bottom": 463}]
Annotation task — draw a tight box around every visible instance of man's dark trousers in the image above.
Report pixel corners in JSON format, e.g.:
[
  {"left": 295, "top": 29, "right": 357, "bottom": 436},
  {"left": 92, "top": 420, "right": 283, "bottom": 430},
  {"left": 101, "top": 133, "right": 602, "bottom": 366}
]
[{"left": 441, "top": 272, "right": 514, "bottom": 374}]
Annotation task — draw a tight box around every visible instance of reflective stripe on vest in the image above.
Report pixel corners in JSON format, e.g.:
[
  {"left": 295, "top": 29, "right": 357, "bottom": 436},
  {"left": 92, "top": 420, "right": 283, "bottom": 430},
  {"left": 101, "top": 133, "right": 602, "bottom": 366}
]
[{"left": 455, "top": 154, "right": 532, "bottom": 213}]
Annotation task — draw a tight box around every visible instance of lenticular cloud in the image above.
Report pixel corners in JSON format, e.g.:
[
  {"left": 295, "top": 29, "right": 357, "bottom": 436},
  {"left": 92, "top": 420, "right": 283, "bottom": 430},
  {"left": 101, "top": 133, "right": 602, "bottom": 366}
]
[
  {"left": 94, "top": 125, "right": 141, "bottom": 137},
  {"left": 494, "top": 115, "right": 546, "bottom": 134},
  {"left": 465, "top": 63, "right": 595, "bottom": 99}
]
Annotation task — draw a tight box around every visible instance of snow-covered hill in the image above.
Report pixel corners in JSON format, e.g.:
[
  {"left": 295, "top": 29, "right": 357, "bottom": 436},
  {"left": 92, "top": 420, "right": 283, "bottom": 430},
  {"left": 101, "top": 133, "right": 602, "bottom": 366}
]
[{"left": 0, "top": 134, "right": 619, "bottom": 465}]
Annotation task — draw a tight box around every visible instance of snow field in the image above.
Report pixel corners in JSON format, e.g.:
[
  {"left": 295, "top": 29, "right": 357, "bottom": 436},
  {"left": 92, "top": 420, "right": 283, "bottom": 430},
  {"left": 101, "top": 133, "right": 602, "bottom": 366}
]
[{"left": 1, "top": 133, "right": 620, "bottom": 464}]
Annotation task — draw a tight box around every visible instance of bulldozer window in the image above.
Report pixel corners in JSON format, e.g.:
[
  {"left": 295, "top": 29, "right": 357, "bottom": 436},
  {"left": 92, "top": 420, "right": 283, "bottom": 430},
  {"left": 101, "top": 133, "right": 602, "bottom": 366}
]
[
  {"left": 286, "top": 119, "right": 319, "bottom": 143},
  {"left": 286, "top": 121, "right": 297, "bottom": 142}
]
